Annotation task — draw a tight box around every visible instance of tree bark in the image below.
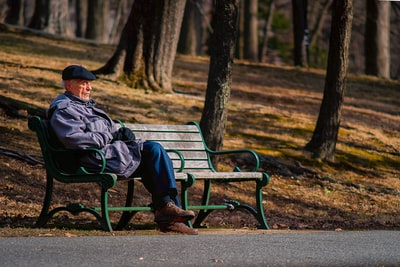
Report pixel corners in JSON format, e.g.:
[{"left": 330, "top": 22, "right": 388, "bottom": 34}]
[
  {"left": 243, "top": 0, "right": 258, "bottom": 61},
  {"left": 305, "top": 0, "right": 353, "bottom": 161},
  {"left": 178, "top": 0, "right": 197, "bottom": 55},
  {"left": 200, "top": 0, "right": 239, "bottom": 153},
  {"left": 365, "top": 0, "right": 390, "bottom": 78},
  {"left": 86, "top": 0, "right": 109, "bottom": 43},
  {"left": 75, "top": 0, "right": 87, "bottom": 38},
  {"left": 94, "top": 0, "right": 186, "bottom": 92},
  {"left": 5, "top": 0, "right": 25, "bottom": 26},
  {"left": 292, "top": 0, "right": 309, "bottom": 67},
  {"left": 309, "top": 0, "right": 333, "bottom": 48},
  {"left": 259, "top": 0, "right": 275, "bottom": 62},
  {"left": 28, "top": 0, "right": 72, "bottom": 36}
]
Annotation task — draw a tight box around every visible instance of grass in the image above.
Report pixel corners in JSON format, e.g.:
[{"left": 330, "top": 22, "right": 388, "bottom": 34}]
[{"left": 0, "top": 25, "right": 399, "bottom": 237}]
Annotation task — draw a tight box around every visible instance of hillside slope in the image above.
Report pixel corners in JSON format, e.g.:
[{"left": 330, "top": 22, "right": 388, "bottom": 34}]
[{"left": 0, "top": 26, "right": 399, "bottom": 235}]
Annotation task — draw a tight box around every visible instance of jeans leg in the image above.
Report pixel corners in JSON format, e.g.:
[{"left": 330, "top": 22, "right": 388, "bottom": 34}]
[{"left": 133, "top": 141, "right": 179, "bottom": 208}]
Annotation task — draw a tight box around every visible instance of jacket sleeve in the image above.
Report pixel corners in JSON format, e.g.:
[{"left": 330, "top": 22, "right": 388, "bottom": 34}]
[{"left": 50, "top": 107, "right": 114, "bottom": 150}]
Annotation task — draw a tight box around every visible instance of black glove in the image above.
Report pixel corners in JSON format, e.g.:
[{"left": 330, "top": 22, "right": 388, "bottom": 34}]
[{"left": 112, "top": 127, "right": 136, "bottom": 142}]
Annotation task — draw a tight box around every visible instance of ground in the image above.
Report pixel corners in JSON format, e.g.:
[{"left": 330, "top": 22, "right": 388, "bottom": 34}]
[{"left": 0, "top": 25, "right": 399, "bottom": 237}]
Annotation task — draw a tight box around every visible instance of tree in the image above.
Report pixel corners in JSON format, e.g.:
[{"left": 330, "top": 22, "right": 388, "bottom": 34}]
[
  {"left": 75, "top": 0, "right": 87, "bottom": 38},
  {"left": 243, "top": 0, "right": 258, "bottom": 61},
  {"left": 305, "top": 0, "right": 353, "bottom": 161},
  {"left": 108, "top": 0, "right": 131, "bottom": 45},
  {"left": 28, "top": 0, "right": 72, "bottom": 36},
  {"left": 365, "top": 0, "right": 390, "bottom": 78},
  {"left": 259, "top": 0, "right": 275, "bottom": 62},
  {"left": 178, "top": 0, "right": 197, "bottom": 55},
  {"left": 94, "top": 0, "right": 186, "bottom": 92},
  {"left": 85, "top": 0, "right": 109, "bottom": 43},
  {"left": 5, "top": 0, "right": 25, "bottom": 26},
  {"left": 292, "top": 0, "right": 309, "bottom": 67},
  {"left": 200, "top": 0, "right": 239, "bottom": 153},
  {"left": 308, "top": 0, "right": 333, "bottom": 48}
]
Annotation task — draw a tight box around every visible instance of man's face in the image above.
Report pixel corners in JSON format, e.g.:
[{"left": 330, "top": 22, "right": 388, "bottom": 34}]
[{"left": 65, "top": 79, "right": 93, "bottom": 100}]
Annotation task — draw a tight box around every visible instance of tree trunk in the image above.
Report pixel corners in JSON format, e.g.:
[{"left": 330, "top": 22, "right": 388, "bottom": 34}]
[
  {"left": 86, "top": 0, "right": 109, "bottom": 43},
  {"left": 5, "top": 0, "right": 25, "bottom": 26},
  {"left": 259, "top": 0, "right": 275, "bottom": 62},
  {"left": 178, "top": 0, "right": 197, "bottom": 55},
  {"left": 292, "top": 0, "right": 309, "bottom": 67},
  {"left": 243, "top": 0, "right": 258, "bottom": 61},
  {"left": 94, "top": 0, "right": 186, "bottom": 92},
  {"left": 365, "top": 0, "right": 390, "bottom": 78},
  {"left": 108, "top": 0, "right": 129, "bottom": 45},
  {"left": 28, "top": 0, "right": 72, "bottom": 36},
  {"left": 305, "top": 0, "right": 353, "bottom": 161},
  {"left": 309, "top": 0, "right": 333, "bottom": 48},
  {"left": 75, "top": 0, "right": 87, "bottom": 38},
  {"left": 200, "top": 0, "right": 239, "bottom": 153},
  {"left": 235, "top": 0, "right": 244, "bottom": 59}
]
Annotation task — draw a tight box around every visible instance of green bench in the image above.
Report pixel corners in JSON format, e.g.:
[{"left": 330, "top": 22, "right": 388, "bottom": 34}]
[{"left": 28, "top": 115, "right": 271, "bottom": 231}]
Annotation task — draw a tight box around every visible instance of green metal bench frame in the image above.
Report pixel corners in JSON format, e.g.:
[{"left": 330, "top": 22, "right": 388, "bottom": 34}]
[
  {"left": 29, "top": 116, "right": 270, "bottom": 231},
  {"left": 28, "top": 116, "right": 194, "bottom": 232},
  {"left": 124, "top": 122, "right": 271, "bottom": 229}
]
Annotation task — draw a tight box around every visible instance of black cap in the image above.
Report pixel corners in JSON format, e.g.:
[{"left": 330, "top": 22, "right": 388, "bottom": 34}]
[{"left": 62, "top": 65, "right": 96, "bottom": 80}]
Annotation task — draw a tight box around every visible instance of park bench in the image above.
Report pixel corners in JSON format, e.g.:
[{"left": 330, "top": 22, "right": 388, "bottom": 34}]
[{"left": 28, "top": 115, "right": 271, "bottom": 231}]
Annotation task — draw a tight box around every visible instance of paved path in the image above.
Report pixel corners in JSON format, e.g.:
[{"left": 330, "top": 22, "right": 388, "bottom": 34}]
[{"left": 1, "top": 230, "right": 399, "bottom": 266}]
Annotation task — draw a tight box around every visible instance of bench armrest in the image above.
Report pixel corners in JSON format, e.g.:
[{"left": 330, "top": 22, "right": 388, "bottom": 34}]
[
  {"left": 165, "top": 149, "right": 185, "bottom": 172},
  {"left": 207, "top": 148, "right": 261, "bottom": 172},
  {"left": 78, "top": 147, "right": 107, "bottom": 174}
]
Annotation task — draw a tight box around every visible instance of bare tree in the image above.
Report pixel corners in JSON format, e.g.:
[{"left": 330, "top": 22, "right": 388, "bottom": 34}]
[
  {"left": 292, "top": 0, "right": 309, "bottom": 67},
  {"left": 200, "top": 0, "right": 239, "bottom": 153},
  {"left": 94, "top": 0, "right": 186, "bottom": 92},
  {"left": 28, "top": 0, "right": 72, "bottom": 36},
  {"left": 308, "top": 0, "right": 333, "bottom": 48},
  {"left": 5, "top": 0, "right": 25, "bottom": 26},
  {"left": 259, "top": 0, "right": 275, "bottom": 63},
  {"left": 365, "top": 0, "right": 390, "bottom": 78},
  {"left": 243, "top": 0, "right": 258, "bottom": 61},
  {"left": 108, "top": 0, "right": 131, "bottom": 44},
  {"left": 178, "top": 0, "right": 197, "bottom": 55},
  {"left": 305, "top": 0, "right": 353, "bottom": 161},
  {"left": 85, "top": 0, "right": 109, "bottom": 43},
  {"left": 75, "top": 0, "right": 87, "bottom": 38}
]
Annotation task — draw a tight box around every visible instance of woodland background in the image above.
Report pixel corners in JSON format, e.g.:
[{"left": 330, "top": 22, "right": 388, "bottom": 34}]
[{"left": 0, "top": 0, "right": 399, "bottom": 236}]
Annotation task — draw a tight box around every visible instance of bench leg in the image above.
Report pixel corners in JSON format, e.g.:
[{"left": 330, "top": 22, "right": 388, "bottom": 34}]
[
  {"left": 191, "top": 179, "right": 270, "bottom": 229},
  {"left": 179, "top": 174, "right": 195, "bottom": 228},
  {"left": 99, "top": 186, "right": 113, "bottom": 232},
  {"left": 35, "top": 174, "right": 113, "bottom": 231},
  {"left": 255, "top": 180, "right": 269, "bottom": 229},
  {"left": 192, "top": 180, "right": 212, "bottom": 228},
  {"left": 116, "top": 179, "right": 137, "bottom": 230},
  {"left": 35, "top": 173, "right": 54, "bottom": 228}
]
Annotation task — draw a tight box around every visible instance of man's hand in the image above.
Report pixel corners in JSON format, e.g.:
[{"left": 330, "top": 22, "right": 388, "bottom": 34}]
[{"left": 112, "top": 127, "right": 136, "bottom": 142}]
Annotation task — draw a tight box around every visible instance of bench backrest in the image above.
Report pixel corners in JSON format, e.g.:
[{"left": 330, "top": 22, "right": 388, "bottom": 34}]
[
  {"left": 125, "top": 122, "right": 213, "bottom": 172},
  {"left": 28, "top": 116, "right": 81, "bottom": 176}
]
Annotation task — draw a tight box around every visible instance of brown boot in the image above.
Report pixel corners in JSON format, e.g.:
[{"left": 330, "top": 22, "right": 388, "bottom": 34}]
[
  {"left": 154, "top": 201, "right": 195, "bottom": 223},
  {"left": 158, "top": 222, "right": 198, "bottom": 235}
]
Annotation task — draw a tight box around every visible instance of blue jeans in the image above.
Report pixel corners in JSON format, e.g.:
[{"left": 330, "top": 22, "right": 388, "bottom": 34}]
[{"left": 132, "top": 141, "right": 180, "bottom": 208}]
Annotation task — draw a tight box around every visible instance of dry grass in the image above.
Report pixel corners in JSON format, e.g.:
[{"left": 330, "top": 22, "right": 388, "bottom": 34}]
[{"left": 0, "top": 26, "right": 399, "bottom": 236}]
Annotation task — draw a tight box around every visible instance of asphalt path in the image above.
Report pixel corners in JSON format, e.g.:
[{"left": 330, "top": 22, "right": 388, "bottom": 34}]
[{"left": 1, "top": 230, "right": 399, "bottom": 266}]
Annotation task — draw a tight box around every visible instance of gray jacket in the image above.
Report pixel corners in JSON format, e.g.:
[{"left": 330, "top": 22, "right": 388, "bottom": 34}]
[{"left": 49, "top": 92, "right": 143, "bottom": 178}]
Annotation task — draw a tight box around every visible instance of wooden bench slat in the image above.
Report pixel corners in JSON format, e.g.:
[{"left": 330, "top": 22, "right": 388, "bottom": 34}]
[
  {"left": 171, "top": 160, "right": 210, "bottom": 170},
  {"left": 134, "top": 132, "right": 204, "bottom": 142},
  {"left": 156, "top": 142, "right": 206, "bottom": 150},
  {"left": 126, "top": 123, "right": 199, "bottom": 132},
  {"left": 168, "top": 151, "right": 208, "bottom": 160}
]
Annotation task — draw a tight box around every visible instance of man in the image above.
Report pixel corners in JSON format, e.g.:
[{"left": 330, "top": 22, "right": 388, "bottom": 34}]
[{"left": 48, "top": 65, "right": 197, "bottom": 235}]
